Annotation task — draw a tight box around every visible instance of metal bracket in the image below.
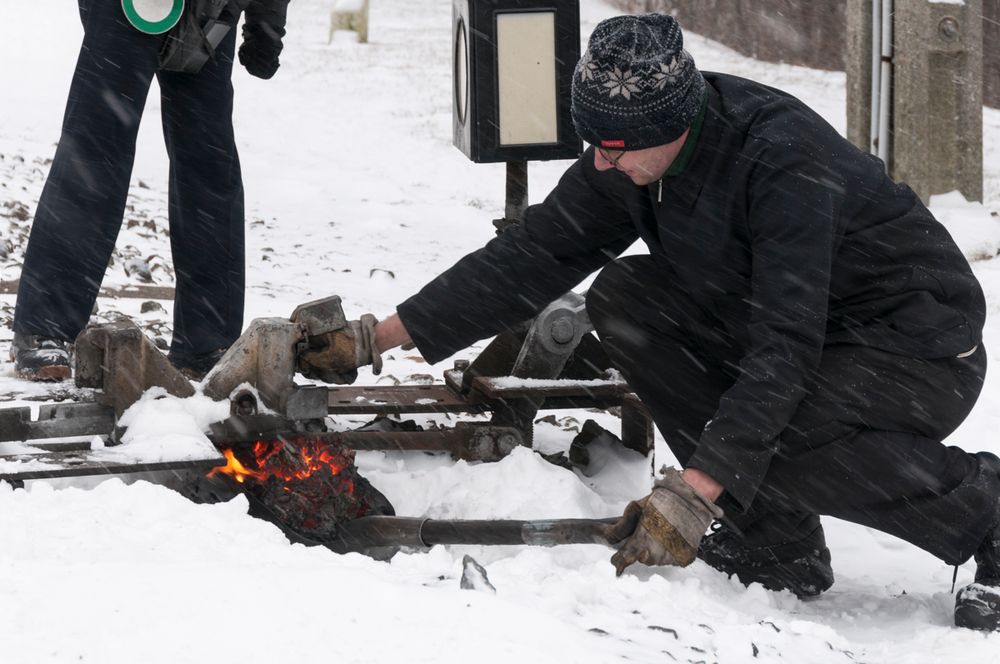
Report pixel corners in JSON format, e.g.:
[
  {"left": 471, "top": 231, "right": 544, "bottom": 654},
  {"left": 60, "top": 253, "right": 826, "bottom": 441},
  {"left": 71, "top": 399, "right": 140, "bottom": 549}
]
[
  {"left": 289, "top": 295, "right": 349, "bottom": 338},
  {"left": 202, "top": 317, "right": 318, "bottom": 419},
  {"left": 75, "top": 319, "right": 195, "bottom": 417}
]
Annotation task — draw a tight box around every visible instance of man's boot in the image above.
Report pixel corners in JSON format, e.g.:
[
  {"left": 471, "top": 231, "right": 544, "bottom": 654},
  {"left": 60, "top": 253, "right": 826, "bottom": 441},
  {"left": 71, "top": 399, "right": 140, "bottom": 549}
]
[
  {"left": 168, "top": 347, "right": 228, "bottom": 381},
  {"left": 698, "top": 519, "right": 835, "bottom": 598},
  {"left": 10, "top": 332, "right": 72, "bottom": 381},
  {"left": 954, "top": 522, "right": 1000, "bottom": 631}
]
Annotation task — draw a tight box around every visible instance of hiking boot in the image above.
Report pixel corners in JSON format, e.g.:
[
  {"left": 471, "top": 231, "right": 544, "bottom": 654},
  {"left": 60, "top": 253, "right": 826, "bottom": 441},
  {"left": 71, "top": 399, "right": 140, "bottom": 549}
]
[
  {"left": 9, "top": 332, "right": 72, "bottom": 381},
  {"left": 168, "top": 347, "right": 228, "bottom": 381},
  {"left": 955, "top": 523, "right": 1000, "bottom": 631},
  {"left": 698, "top": 521, "right": 835, "bottom": 598}
]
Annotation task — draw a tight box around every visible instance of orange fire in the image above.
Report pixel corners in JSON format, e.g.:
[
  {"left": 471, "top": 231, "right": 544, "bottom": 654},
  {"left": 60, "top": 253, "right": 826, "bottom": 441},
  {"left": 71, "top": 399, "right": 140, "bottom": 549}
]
[
  {"left": 208, "top": 449, "right": 267, "bottom": 483},
  {"left": 208, "top": 437, "right": 354, "bottom": 492}
]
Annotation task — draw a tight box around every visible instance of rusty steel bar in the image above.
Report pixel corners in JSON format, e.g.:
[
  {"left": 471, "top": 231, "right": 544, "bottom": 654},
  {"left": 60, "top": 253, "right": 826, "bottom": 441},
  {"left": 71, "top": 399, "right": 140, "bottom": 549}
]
[
  {"left": 207, "top": 420, "right": 523, "bottom": 462},
  {"left": 336, "top": 515, "right": 621, "bottom": 550},
  {"left": 0, "top": 402, "right": 115, "bottom": 443},
  {"left": 327, "top": 384, "right": 487, "bottom": 416},
  {"left": 0, "top": 455, "right": 223, "bottom": 483},
  {"left": 442, "top": 370, "right": 628, "bottom": 407},
  {"left": 461, "top": 376, "right": 629, "bottom": 401},
  {"left": 327, "top": 375, "right": 630, "bottom": 417}
]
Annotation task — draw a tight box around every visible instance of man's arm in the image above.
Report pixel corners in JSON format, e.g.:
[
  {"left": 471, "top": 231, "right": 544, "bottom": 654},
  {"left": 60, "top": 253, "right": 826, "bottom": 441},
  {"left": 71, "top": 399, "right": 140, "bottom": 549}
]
[
  {"left": 373, "top": 313, "right": 411, "bottom": 353},
  {"left": 377, "top": 303, "right": 723, "bottom": 501},
  {"left": 682, "top": 467, "right": 723, "bottom": 502},
  {"left": 685, "top": 145, "right": 844, "bottom": 510},
  {"left": 396, "top": 153, "right": 639, "bottom": 365}
]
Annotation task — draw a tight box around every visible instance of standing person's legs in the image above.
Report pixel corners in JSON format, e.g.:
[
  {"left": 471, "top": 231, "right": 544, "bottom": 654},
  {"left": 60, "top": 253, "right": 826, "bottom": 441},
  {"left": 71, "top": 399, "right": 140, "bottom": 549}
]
[
  {"left": 157, "top": 8, "right": 245, "bottom": 367},
  {"left": 14, "top": 0, "right": 160, "bottom": 341}
]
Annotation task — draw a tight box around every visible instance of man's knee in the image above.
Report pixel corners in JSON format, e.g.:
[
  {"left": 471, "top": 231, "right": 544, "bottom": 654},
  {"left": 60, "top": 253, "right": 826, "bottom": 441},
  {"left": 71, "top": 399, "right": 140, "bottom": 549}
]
[{"left": 585, "top": 256, "right": 651, "bottom": 332}]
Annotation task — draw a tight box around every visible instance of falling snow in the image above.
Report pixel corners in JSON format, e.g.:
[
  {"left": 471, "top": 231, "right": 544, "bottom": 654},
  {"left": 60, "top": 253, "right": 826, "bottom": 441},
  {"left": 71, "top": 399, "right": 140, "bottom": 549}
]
[{"left": 1, "top": 0, "right": 999, "bottom": 662}]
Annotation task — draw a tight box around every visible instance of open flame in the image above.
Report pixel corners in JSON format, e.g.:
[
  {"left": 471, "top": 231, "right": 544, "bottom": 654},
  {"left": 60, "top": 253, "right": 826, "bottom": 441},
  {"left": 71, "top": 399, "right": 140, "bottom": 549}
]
[
  {"left": 204, "top": 434, "right": 391, "bottom": 543},
  {"left": 208, "top": 437, "right": 354, "bottom": 494}
]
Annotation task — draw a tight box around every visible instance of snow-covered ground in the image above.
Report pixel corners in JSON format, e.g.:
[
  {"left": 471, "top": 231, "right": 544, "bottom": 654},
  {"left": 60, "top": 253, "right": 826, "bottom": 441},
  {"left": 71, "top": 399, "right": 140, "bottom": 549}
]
[{"left": 2, "top": 1, "right": 1000, "bottom": 661}]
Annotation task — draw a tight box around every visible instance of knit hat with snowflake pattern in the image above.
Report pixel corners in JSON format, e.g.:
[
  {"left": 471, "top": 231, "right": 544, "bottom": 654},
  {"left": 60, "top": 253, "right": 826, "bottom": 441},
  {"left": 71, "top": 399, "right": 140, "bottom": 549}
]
[{"left": 571, "top": 14, "right": 705, "bottom": 151}]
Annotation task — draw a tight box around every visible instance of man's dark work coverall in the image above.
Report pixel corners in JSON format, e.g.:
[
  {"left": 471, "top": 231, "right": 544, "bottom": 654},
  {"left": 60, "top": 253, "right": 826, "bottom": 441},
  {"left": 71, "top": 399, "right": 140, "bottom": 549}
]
[{"left": 397, "top": 73, "right": 999, "bottom": 565}]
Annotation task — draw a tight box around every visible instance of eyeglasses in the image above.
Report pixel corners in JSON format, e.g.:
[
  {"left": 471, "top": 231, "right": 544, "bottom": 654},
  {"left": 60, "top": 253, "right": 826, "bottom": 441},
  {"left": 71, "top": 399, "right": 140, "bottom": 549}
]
[{"left": 597, "top": 146, "right": 626, "bottom": 168}]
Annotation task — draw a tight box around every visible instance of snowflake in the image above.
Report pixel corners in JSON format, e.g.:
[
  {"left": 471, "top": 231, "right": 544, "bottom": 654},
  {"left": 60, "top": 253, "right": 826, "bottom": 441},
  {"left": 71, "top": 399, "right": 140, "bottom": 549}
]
[
  {"left": 652, "top": 56, "right": 685, "bottom": 90},
  {"left": 579, "top": 60, "right": 598, "bottom": 83},
  {"left": 602, "top": 67, "right": 641, "bottom": 99}
]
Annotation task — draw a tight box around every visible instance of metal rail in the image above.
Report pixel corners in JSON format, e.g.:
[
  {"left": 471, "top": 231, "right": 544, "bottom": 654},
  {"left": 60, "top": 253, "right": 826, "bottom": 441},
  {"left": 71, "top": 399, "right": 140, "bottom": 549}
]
[{"left": 0, "top": 403, "right": 115, "bottom": 443}]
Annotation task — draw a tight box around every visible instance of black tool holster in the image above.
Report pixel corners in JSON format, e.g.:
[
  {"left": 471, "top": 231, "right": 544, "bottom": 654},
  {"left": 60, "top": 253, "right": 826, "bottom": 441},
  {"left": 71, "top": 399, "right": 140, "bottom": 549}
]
[{"left": 159, "top": 0, "right": 251, "bottom": 73}]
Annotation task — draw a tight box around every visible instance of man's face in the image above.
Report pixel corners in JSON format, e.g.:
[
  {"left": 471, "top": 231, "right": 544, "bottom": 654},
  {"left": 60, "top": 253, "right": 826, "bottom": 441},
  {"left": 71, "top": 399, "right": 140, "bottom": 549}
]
[{"left": 593, "top": 129, "right": 690, "bottom": 186}]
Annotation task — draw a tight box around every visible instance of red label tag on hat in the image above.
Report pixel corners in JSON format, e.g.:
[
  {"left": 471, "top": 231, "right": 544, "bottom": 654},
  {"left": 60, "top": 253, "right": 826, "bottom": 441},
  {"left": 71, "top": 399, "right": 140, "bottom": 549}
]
[{"left": 600, "top": 139, "right": 626, "bottom": 149}]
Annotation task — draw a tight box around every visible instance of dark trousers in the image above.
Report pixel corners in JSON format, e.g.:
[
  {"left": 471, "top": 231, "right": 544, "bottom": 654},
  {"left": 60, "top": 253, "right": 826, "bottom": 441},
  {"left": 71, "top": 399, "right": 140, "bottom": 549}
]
[
  {"left": 587, "top": 255, "right": 998, "bottom": 565},
  {"left": 14, "top": 0, "right": 245, "bottom": 363}
]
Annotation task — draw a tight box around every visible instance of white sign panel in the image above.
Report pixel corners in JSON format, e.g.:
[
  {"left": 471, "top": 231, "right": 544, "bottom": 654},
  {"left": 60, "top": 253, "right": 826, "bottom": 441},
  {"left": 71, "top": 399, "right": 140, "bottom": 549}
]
[{"left": 496, "top": 12, "right": 559, "bottom": 146}]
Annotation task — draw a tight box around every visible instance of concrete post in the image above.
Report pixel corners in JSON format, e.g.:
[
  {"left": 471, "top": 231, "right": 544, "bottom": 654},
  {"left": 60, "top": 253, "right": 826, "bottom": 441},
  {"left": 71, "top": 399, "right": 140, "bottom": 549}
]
[
  {"left": 846, "top": 0, "right": 983, "bottom": 203},
  {"left": 894, "top": 0, "right": 983, "bottom": 202},
  {"left": 845, "top": 0, "right": 874, "bottom": 151}
]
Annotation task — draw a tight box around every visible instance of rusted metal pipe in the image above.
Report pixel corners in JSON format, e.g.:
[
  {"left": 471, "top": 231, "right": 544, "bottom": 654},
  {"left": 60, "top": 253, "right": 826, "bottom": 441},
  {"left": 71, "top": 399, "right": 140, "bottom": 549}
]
[
  {"left": 335, "top": 515, "right": 621, "bottom": 551},
  {"left": 208, "top": 416, "right": 523, "bottom": 463}
]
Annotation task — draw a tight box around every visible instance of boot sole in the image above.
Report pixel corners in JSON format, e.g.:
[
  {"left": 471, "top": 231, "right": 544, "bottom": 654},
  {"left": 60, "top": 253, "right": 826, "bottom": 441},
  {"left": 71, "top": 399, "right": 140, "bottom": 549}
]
[
  {"left": 15, "top": 365, "right": 72, "bottom": 382},
  {"left": 730, "top": 559, "right": 834, "bottom": 598},
  {"left": 700, "top": 548, "right": 835, "bottom": 598},
  {"left": 955, "top": 584, "right": 1000, "bottom": 631},
  {"left": 955, "top": 604, "right": 1000, "bottom": 631}
]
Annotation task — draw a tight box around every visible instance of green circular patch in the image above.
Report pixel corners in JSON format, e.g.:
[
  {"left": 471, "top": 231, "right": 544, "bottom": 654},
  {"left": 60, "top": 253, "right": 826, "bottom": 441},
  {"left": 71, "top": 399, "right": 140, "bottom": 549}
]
[{"left": 121, "top": 0, "right": 184, "bottom": 35}]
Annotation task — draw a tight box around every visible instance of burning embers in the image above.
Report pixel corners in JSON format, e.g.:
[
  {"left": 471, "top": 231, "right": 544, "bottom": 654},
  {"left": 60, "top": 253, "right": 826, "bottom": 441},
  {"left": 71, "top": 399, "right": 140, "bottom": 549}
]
[
  {"left": 210, "top": 438, "right": 354, "bottom": 488},
  {"left": 208, "top": 435, "right": 394, "bottom": 546}
]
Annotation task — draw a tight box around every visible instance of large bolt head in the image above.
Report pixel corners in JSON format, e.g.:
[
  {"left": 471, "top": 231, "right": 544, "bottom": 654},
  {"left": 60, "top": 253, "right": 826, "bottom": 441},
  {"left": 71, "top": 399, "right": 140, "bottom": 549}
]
[
  {"left": 938, "top": 16, "right": 960, "bottom": 42},
  {"left": 549, "top": 316, "right": 575, "bottom": 344}
]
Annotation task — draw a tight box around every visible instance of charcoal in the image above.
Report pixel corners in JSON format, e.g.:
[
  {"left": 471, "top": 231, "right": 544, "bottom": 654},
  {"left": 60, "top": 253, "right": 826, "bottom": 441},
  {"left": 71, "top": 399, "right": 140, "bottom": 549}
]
[{"left": 212, "top": 437, "right": 395, "bottom": 550}]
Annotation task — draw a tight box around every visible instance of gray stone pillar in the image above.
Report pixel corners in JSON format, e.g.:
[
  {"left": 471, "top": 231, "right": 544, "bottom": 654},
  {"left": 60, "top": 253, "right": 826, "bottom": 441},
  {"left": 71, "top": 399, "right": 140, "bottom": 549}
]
[
  {"left": 846, "top": 0, "right": 983, "bottom": 203},
  {"left": 845, "top": 0, "right": 874, "bottom": 151},
  {"left": 894, "top": 0, "right": 983, "bottom": 202}
]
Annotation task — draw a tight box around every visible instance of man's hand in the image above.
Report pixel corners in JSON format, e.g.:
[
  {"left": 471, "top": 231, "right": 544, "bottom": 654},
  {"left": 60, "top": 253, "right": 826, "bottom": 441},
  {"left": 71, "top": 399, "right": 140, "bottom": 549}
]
[
  {"left": 607, "top": 467, "right": 723, "bottom": 576},
  {"left": 238, "top": 20, "right": 284, "bottom": 79},
  {"left": 295, "top": 314, "right": 383, "bottom": 384}
]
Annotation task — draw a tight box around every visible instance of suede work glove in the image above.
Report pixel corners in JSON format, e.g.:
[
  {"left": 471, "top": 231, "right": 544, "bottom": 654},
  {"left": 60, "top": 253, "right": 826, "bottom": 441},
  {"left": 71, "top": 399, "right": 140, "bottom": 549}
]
[
  {"left": 296, "top": 314, "right": 383, "bottom": 385},
  {"left": 608, "top": 467, "right": 723, "bottom": 576}
]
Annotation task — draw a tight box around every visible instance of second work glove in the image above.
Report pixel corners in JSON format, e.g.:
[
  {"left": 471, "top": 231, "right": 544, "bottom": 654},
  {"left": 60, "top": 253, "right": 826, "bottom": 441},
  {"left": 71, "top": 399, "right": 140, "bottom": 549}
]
[
  {"left": 296, "top": 314, "right": 384, "bottom": 385},
  {"left": 238, "top": 20, "right": 284, "bottom": 79},
  {"left": 238, "top": 0, "right": 290, "bottom": 80},
  {"left": 608, "top": 467, "right": 724, "bottom": 576}
]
